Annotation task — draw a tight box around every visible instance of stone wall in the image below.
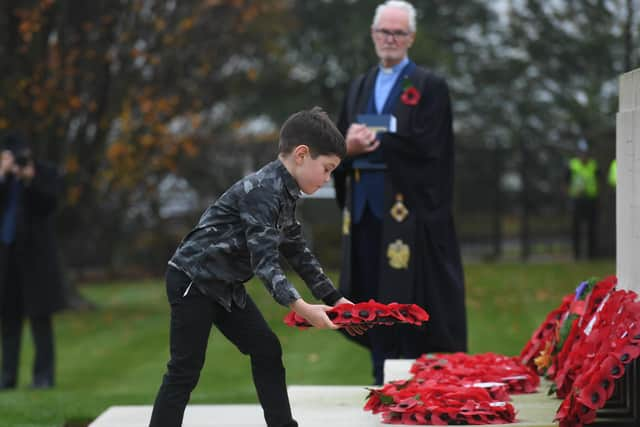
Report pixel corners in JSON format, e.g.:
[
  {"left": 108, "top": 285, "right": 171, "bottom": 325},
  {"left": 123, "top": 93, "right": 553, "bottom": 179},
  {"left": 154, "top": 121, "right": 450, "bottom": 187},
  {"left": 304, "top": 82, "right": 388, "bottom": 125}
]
[{"left": 616, "top": 68, "right": 640, "bottom": 292}]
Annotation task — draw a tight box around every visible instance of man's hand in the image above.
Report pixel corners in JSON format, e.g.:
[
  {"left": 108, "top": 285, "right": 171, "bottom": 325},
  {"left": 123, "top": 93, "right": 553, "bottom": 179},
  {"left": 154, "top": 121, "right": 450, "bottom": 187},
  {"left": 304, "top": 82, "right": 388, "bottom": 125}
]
[
  {"left": 290, "top": 299, "right": 338, "bottom": 330},
  {"left": 0, "top": 150, "right": 14, "bottom": 178},
  {"left": 345, "top": 124, "right": 380, "bottom": 156}
]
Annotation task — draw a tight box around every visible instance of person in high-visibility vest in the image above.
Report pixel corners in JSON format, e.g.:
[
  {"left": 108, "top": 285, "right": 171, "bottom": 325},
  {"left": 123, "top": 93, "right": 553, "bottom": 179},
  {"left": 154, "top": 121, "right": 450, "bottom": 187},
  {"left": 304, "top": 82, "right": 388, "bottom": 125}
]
[
  {"left": 566, "top": 139, "right": 599, "bottom": 259},
  {"left": 608, "top": 159, "right": 616, "bottom": 188},
  {"left": 605, "top": 158, "right": 616, "bottom": 258}
]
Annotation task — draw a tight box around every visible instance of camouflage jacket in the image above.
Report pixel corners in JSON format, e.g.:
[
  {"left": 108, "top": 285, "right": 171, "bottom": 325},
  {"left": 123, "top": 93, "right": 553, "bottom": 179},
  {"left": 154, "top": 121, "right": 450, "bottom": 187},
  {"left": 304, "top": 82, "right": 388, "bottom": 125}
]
[{"left": 169, "top": 159, "right": 342, "bottom": 311}]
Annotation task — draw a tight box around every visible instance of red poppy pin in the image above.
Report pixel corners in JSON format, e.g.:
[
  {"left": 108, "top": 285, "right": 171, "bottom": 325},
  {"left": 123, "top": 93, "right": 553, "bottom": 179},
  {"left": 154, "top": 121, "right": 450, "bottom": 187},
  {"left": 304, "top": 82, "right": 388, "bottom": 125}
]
[{"left": 400, "top": 78, "right": 420, "bottom": 106}]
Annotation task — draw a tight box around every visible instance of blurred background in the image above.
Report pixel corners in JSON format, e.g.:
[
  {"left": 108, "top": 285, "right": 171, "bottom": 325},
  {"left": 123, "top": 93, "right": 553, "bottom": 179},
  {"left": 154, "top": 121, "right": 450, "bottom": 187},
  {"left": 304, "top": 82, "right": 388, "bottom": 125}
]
[
  {"left": 0, "top": 1, "right": 636, "bottom": 425},
  {"left": 1, "top": 0, "right": 635, "bottom": 281}
]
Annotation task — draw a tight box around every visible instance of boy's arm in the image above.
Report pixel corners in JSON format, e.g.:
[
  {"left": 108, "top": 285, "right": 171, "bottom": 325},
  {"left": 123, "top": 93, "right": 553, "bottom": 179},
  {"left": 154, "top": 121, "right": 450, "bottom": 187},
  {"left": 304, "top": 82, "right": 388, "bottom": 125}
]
[
  {"left": 238, "top": 186, "right": 304, "bottom": 307},
  {"left": 280, "top": 220, "right": 343, "bottom": 306}
]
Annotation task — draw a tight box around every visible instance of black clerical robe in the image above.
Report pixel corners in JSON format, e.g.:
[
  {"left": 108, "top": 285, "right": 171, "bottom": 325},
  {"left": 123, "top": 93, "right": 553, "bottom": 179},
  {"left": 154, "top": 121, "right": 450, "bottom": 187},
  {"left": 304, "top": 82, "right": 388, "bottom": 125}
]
[{"left": 334, "top": 64, "right": 468, "bottom": 355}]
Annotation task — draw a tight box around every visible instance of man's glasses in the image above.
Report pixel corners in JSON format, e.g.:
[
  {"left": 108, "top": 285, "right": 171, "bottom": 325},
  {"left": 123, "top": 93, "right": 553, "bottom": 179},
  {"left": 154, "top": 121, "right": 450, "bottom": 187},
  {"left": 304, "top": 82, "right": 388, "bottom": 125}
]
[{"left": 373, "top": 28, "right": 411, "bottom": 41}]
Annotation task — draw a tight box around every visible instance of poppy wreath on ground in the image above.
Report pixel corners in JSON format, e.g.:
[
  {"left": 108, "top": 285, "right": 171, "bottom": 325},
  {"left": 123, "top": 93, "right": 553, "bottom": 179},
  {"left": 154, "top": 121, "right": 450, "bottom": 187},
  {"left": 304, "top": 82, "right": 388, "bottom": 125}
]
[
  {"left": 364, "top": 380, "right": 516, "bottom": 425},
  {"left": 283, "top": 300, "right": 429, "bottom": 329},
  {"left": 519, "top": 294, "right": 573, "bottom": 372},
  {"left": 410, "top": 353, "right": 540, "bottom": 394},
  {"left": 554, "top": 288, "right": 640, "bottom": 427},
  {"left": 553, "top": 277, "right": 617, "bottom": 398},
  {"left": 518, "top": 276, "right": 617, "bottom": 381},
  {"left": 407, "top": 377, "right": 511, "bottom": 402}
]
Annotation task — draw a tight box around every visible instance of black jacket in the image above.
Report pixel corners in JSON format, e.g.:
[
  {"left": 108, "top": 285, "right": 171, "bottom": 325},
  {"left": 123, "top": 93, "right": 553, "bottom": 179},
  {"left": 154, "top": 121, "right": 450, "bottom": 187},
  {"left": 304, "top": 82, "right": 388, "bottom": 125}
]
[
  {"left": 0, "top": 162, "right": 65, "bottom": 316},
  {"left": 170, "top": 159, "right": 342, "bottom": 311}
]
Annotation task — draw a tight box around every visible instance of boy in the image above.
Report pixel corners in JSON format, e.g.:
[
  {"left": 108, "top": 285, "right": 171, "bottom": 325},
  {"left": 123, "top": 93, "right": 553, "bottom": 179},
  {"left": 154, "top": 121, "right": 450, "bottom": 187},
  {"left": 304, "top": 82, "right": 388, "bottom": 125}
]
[{"left": 149, "top": 107, "right": 361, "bottom": 427}]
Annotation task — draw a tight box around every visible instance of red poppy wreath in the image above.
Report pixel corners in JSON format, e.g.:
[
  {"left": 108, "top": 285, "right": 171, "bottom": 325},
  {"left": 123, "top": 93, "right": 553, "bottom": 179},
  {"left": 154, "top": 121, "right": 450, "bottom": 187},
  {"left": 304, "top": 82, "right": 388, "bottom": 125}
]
[{"left": 284, "top": 300, "right": 429, "bottom": 329}]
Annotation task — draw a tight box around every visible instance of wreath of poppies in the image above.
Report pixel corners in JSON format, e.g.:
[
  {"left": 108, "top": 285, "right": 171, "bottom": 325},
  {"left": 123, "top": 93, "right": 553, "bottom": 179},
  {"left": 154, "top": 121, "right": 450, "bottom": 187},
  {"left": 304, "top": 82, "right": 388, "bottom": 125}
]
[
  {"left": 552, "top": 277, "right": 616, "bottom": 398},
  {"left": 518, "top": 277, "right": 616, "bottom": 379},
  {"left": 518, "top": 275, "right": 640, "bottom": 427},
  {"left": 519, "top": 294, "right": 573, "bottom": 372},
  {"left": 284, "top": 300, "right": 429, "bottom": 329},
  {"left": 362, "top": 275, "right": 639, "bottom": 426},
  {"left": 284, "top": 275, "right": 639, "bottom": 426},
  {"left": 364, "top": 380, "right": 516, "bottom": 425},
  {"left": 411, "top": 353, "right": 540, "bottom": 394},
  {"left": 553, "top": 288, "right": 640, "bottom": 427},
  {"left": 362, "top": 352, "right": 539, "bottom": 425}
]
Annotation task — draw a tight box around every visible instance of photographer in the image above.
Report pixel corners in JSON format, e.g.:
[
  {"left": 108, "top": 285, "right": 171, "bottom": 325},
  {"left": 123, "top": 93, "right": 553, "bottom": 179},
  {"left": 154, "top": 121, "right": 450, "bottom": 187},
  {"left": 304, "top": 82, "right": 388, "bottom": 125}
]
[{"left": 0, "top": 133, "right": 64, "bottom": 390}]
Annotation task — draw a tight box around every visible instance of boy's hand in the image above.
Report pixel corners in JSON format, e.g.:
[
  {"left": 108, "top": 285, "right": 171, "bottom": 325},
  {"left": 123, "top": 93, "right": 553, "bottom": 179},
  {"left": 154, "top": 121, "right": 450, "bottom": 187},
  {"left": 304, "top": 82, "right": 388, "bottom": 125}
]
[
  {"left": 290, "top": 299, "right": 338, "bottom": 330},
  {"left": 333, "top": 297, "right": 370, "bottom": 336}
]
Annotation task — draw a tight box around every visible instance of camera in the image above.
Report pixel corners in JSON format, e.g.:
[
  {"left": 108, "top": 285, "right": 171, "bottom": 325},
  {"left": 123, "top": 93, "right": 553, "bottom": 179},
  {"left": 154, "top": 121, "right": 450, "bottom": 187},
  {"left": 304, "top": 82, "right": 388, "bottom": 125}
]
[{"left": 13, "top": 150, "right": 31, "bottom": 168}]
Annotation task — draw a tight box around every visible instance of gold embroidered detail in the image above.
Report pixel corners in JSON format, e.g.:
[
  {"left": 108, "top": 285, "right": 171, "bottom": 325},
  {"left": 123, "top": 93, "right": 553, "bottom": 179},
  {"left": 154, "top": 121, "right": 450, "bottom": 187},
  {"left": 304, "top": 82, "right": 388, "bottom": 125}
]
[
  {"left": 387, "top": 239, "right": 410, "bottom": 269},
  {"left": 354, "top": 168, "right": 360, "bottom": 182},
  {"left": 342, "top": 208, "right": 351, "bottom": 236},
  {"left": 390, "top": 193, "right": 409, "bottom": 223}
]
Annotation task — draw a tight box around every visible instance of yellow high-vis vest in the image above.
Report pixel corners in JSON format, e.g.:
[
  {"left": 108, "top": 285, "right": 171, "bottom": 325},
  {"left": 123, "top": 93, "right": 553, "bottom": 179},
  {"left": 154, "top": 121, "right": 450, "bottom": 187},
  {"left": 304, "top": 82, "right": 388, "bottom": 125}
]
[
  {"left": 608, "top": 159, "right": 616, "bottom": 188},
  {"left": 569, "top": 157, "right": 598, "bottom": 198}
]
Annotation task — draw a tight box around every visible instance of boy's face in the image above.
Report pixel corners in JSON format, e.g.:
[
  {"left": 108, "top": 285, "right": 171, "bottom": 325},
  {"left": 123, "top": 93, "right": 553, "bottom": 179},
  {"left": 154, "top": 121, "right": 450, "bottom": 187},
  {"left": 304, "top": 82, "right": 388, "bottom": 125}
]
[{"left": 295, "top": 152, "right": 341, "bottom": 195}]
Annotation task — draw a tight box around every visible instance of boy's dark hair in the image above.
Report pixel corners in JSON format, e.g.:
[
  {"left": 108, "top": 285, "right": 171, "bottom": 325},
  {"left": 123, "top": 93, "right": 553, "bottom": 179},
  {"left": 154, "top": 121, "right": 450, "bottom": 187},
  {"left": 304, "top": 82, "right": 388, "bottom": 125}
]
[{"left": 279, "top": 107, "right": 346, "bottom": 159}]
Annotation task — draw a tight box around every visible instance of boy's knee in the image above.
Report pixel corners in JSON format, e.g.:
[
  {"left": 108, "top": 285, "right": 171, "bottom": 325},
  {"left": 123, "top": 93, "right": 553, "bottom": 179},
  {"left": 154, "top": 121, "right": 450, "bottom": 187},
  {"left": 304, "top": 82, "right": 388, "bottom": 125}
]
[
  {"left": 166, "top": 360, "right": 202, "bottom": 386},
  {"left": 248, "top": 330, "right": 282, "bottom": 360},
  {"left": 162, "top": 370, "right": 200, "bottom": 390}
]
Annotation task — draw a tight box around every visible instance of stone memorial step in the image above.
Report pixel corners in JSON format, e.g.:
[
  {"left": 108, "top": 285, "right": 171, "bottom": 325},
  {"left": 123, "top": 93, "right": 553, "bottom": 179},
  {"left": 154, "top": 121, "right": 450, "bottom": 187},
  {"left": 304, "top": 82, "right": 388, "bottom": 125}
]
[
  {"left": 89, "top": 404, "right": 265, "bottom": 427},
  {"left": 89, "top": 359, "right": 559, "bottom": 426}
]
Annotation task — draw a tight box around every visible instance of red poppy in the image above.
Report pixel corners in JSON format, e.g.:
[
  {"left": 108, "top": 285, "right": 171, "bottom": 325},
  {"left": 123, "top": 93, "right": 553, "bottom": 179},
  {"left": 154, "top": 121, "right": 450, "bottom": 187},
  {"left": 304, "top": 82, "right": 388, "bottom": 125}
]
[
  {"left": 401, "top": 86, "right": 421, "bottom": 106},
  {"left": 283, "top": 311, "right": 309, "bottom": 329},
  {"left": 404, "top": 412, "right": 428, "bottom": 424},
  {"left": 577, "top": 378, "right": 607, "bottom": 409},
  {"left": 283, "top": 300, "right": 429, "bottom": 329},
  {"left": 554, "top": 396, "right": 572, "bottom": 421},
  {"left": 389, "top": 396, "right": 420, "bottom": 413},
  {"left": 570, "top": 300, "right": 586, "bottom": 316},
  {"left": 405, "top": 303, "right": 430, "bottom": 323}
]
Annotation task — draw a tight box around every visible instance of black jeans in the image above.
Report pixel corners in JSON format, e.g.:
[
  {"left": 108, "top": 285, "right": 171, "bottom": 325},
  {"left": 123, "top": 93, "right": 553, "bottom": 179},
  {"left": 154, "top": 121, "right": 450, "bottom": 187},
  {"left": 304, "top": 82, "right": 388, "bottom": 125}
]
[
  {"left": 149, "top": 267, "right": 298, "bottom": 427},
  {"left": 0, "top": 245, "right": 54, "bottom": 387}
]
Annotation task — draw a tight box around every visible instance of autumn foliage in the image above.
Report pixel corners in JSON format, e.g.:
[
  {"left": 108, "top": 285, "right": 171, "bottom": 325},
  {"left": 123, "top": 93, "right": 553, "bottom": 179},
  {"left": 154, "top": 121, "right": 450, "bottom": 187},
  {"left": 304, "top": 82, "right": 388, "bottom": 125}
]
[{"left": 0, "top": 0, "right": 289, "bottom": 272}]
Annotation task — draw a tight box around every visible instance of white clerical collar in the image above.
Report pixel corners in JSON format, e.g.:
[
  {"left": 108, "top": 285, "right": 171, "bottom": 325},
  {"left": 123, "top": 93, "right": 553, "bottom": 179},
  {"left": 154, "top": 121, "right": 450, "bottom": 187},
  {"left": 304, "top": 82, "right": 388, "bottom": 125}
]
[{"left": 379, "top": 57, "right": 409, "bottom": 74}]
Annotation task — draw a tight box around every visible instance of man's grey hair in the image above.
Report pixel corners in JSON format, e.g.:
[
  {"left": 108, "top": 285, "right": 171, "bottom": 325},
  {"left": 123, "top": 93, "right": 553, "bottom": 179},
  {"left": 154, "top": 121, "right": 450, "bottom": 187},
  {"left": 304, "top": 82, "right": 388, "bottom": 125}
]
[{"left": 372, "top": 0, "right": 417, "bottom": 33}]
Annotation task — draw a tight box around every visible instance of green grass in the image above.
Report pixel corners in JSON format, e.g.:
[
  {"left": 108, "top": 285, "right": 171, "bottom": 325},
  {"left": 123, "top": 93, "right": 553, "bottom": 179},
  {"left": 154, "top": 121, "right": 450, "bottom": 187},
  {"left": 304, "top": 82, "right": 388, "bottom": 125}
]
[{"left": 0, "top": 260, "right": 615, "bottom": 427}]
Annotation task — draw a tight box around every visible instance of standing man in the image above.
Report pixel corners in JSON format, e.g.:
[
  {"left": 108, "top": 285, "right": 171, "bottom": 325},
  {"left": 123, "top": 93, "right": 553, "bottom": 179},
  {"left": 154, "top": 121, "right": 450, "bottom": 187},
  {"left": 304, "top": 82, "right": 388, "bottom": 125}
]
[
  {"left": 608, "top": 159, "right": 616, "bottom": 189},
  {"left": 333, "top": 0, "right": 467, "bottom": 385},
  {"left": 0, "top": 133, "right": 64, "bottom": 390},
  {"left": 566, "top": 139, "right": 599, "bottom": 260}
]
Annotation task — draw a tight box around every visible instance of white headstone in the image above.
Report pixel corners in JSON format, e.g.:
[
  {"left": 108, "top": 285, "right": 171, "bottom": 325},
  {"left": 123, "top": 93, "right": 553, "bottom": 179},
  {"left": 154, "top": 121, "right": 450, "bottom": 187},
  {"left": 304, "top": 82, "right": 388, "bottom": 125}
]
[{"left": 617, "top": 68, "right": 640, "bottom": 292}]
